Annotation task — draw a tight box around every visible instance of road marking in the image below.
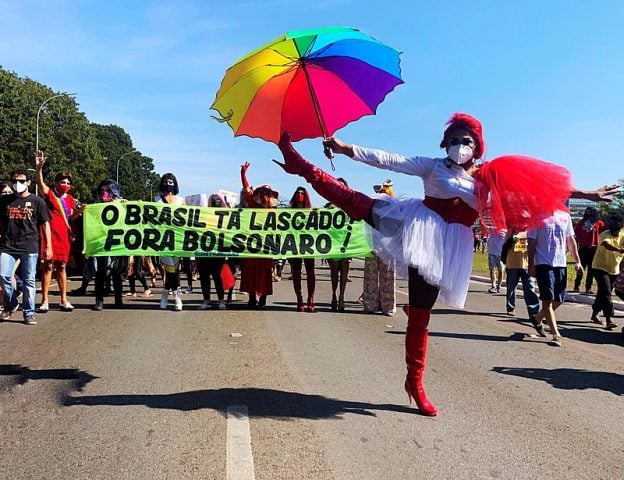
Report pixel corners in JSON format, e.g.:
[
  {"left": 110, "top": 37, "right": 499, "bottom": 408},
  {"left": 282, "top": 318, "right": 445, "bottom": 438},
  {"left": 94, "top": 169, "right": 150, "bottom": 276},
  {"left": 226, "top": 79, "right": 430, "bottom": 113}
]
[{"left": 227, "top": 405, "right": 255, "bottom": 480}]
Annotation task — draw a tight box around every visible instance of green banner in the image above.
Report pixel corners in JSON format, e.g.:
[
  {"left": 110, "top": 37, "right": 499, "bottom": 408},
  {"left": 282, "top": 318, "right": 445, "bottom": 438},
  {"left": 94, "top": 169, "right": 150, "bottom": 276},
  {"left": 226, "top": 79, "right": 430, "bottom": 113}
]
[{"left": 83, "top": 201, "right": 372, "bottom": 258}]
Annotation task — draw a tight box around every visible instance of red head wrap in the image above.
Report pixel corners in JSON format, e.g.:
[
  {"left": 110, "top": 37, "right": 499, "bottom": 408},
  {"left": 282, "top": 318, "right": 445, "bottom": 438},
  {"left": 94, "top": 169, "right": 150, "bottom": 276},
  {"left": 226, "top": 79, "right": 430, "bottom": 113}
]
[{"left": 440, "top": 113, "right": 486, "bottom": 159}]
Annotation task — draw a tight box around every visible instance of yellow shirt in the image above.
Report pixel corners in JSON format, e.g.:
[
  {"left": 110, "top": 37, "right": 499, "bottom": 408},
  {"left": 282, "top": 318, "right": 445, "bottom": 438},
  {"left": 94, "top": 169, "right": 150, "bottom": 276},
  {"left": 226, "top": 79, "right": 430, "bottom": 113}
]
[
  {"left": 591, "top": 230, "right": 624, "bottom": 275},
  {"left": 505, "top": 232, "right": 529, "bottom": 270}
]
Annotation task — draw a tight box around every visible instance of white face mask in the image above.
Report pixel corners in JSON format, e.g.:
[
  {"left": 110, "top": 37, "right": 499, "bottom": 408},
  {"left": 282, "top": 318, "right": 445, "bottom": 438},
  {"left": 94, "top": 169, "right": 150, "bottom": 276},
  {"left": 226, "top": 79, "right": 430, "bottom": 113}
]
[
  {"left": 447, "top": 144, "right": 474, "bottom": 165},
  {"left": 13, "top": 181, "right": 28, "bottom": 194}
]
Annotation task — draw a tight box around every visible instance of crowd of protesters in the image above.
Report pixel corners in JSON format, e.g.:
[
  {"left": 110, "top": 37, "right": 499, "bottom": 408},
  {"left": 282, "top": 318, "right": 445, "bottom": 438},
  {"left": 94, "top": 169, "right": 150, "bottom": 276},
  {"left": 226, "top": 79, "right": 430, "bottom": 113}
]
[{"left": 1, "top": 148, "right": 623, "bottom": 351}]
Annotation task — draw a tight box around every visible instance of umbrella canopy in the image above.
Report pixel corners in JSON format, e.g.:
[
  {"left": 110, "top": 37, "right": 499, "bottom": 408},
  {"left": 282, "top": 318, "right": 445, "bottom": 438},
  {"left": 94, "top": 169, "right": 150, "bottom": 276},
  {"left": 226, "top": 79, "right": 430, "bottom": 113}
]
[{"left": 211, "top": 26, "right": 403, "bottom": 143}]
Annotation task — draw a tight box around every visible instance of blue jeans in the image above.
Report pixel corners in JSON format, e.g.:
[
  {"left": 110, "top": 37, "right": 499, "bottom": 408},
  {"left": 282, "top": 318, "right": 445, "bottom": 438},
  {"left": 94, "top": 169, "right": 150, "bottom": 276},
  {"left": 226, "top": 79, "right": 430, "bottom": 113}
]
[
  {"left": 1, "top": 252, "right": 38, "bottom": 319},
  {"left": 505, "top": 268, "right": 540, "bottom": 316}
]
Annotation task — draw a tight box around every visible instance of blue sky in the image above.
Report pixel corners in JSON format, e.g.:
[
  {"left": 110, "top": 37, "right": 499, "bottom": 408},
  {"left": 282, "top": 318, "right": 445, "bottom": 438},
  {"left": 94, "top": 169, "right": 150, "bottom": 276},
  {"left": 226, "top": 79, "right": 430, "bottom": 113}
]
[{"left": 1, "top": 0, "right": 623, "bottom": 205}]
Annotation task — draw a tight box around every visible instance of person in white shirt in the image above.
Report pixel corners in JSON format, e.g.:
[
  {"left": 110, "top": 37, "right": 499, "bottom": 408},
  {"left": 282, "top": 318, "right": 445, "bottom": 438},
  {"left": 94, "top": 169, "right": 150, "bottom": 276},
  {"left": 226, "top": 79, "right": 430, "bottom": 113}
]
[{"left": 527, "top": 210, "right": 582, "bottom": 346}]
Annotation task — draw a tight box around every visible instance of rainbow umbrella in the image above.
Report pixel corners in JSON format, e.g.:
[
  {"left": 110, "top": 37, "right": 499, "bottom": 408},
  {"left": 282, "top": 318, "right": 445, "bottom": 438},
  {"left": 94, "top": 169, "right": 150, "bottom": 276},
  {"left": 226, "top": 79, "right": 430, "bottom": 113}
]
[{"left": 211, "top": 26, "right": 403, "bottom": 144}]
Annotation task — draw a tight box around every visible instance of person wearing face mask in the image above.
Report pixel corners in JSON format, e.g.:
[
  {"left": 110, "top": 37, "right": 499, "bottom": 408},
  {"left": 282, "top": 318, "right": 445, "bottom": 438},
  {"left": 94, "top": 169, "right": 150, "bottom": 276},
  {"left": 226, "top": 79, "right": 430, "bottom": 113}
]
[
  {"left": 92, "top": 179, "right": 127, "bottom": 311},
  {"left": 0, "top": 169, "right": 52, "bottom": 325},
  {"left": 287, "top": 186, "right": 316, "bottom": 312},
  {"left": 572, "top": 207, "right": 605, "bottom": 294},
  {"left": 157, "top": 173, "right": 185, "bottom": 311},
  {"left": 588, "top": 212, "right": 624, "bottom": 330},
  {"left": 34, "top": 151, "right": 80, "bottom": 313},
  {"left": 274, "top": 112, "right": 577, "bottom": 416},
  {"left": 196, "top": 193, "right": 229, "bottom": 310},
  {"left": 239, "top": 162, "right": 278, "bottom": 309}
]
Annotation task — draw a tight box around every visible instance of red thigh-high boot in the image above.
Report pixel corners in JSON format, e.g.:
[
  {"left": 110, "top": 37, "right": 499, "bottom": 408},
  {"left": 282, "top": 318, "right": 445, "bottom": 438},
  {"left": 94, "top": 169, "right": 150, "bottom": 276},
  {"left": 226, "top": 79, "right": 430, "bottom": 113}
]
[
  {"left": 276, "top": 133, "right": 374, "bottom": 220},
  {"left": 403, "top": 305, "right": 437, "bottom": 416},
  {"left": 305, "top": 259, "right": 316, "bottom": 313}
]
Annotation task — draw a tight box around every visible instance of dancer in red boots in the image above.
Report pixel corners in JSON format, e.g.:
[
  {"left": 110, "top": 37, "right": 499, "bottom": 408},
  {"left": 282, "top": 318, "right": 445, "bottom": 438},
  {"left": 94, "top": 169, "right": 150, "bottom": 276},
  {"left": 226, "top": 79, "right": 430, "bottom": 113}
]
[
  {"left": 287, "top": 187, "right": 316, "bottom": 312},
  {"left": 274, "top": 113, "right": 574, "bottom": 416}
]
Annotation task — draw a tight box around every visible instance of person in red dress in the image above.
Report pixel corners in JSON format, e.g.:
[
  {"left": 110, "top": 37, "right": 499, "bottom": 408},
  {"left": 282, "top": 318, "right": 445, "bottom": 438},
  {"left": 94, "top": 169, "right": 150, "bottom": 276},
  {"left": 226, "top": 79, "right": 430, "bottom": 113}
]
[
  {"left": 239, "top": 162, "right": 278, "bottom": 309},
  {"left": 35, "top": 150, "right": 80, "bottom": 312},
  {"left": 287, "top": 186, "right": 316, "bottom": 312}
]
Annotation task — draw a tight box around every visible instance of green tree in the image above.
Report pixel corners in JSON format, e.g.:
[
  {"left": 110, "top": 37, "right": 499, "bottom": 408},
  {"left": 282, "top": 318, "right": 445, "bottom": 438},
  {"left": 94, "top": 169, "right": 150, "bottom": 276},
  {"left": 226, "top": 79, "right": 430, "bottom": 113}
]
[
  {"left": 0, "top": 67, "right": 158, "bottom": 202},
  {"left": 91, "top": 123, "right": 159, "bottom": 200},
  {"left": 0, "top": 67, "right": 106, "bottom": 200}
]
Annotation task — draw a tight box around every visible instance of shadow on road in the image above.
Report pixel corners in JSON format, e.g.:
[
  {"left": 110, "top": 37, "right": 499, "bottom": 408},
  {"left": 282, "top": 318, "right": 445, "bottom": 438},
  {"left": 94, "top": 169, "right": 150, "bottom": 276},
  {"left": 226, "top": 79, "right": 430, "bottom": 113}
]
[
  {"left": 385, "top": 331, "right": 526, "bottom": 343},
  {"left": 64, "top": 387, "right": 425, "bottom": 418},
  {"left": 558, "top": 327, "right": 624, "bottom": 347},
  {"left": 0, "top": 364, "right": 98, "bottom": 391},
  {"left": 491, "top": 367, "right": 624, "bottom": 395}
]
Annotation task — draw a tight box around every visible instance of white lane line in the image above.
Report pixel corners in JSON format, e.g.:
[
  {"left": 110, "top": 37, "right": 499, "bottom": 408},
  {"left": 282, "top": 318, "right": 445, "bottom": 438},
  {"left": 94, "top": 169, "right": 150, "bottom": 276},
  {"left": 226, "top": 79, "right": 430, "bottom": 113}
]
[{"left": 227, "top": 405, "right": 255, "bottom": 480}]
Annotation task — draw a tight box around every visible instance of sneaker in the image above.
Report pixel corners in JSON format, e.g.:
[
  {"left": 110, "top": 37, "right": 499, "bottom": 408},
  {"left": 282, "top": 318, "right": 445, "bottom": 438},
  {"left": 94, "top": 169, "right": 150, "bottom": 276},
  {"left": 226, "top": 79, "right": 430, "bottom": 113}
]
[
  {"left": 0, "top": 309, "right": 11, "bottom": 320},
  {"left": 530, "top": 315, "right": 547, "bottom": 337},
  {"left": 605, "top": 321, "right": 618, "bottom": 330},
  {"left": 506, "top": 310, "right": 515, "bottom": 316},
  {"left": 571, "top": 288, "right": 580, "bottom": 293},
  {"left": 198, "top": 301, "right": 211, "bottom": 310},
  {"left": 496, "top": 285, "right": 501, "bottom": 293},
  {"left": 217, "top": 301, "right": 227, "bottom": 310},
  {"left": 174, "top": 294, "right": 183, "bottom": 311},
  {"left": 59, "top": 301, "right": 74, "bottom": 312},
  {"left": 585, "top": 289, "right": 593, "bottom": 295},
  {"left": 488, "top": 286, "right": 497, "bottom": 293},
  {"left": 548, "top": 335, "right": 562, "bottom": 347},
  {"left": 24, "top": 315, "right": 37, "bottom": 325},
  {"left": 38, "top": 302, "right": 49, "bottom": 313},
  {"left": 142, "top": 289, "right": 153, "bottom": 298},
  {"left": 184, "top": 287, "right": 193, "bottom": 294},
  {"left": 92, "top": 301, "right": 104, "bottom": 311}
]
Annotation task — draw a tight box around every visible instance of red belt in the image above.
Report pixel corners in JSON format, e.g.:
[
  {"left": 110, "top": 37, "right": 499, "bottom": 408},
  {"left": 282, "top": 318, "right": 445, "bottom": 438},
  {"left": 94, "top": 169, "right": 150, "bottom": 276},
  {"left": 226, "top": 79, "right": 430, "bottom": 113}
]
[{"left": 422, "top": 196, "right": 478, "bottom": 227}]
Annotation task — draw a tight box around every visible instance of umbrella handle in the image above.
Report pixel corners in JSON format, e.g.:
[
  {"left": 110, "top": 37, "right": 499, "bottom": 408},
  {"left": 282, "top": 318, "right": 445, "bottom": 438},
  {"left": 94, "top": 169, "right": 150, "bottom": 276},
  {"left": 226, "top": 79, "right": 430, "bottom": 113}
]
[{"left": 323, "top": 144, "right": 336, "bottom": 171}]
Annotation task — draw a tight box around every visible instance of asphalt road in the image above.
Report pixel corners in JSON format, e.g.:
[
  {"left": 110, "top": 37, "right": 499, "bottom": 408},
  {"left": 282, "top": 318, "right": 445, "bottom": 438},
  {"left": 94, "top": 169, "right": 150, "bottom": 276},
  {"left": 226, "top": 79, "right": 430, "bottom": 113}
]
[{"left": 1, "top": 259, "right": 622, "bottom": 480}]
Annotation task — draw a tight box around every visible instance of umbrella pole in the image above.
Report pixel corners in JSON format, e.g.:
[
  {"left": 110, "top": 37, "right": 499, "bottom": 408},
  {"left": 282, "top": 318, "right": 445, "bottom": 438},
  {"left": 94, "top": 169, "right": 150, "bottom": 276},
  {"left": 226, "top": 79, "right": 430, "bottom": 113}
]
[{"left": 301, "top": 62, "right": 336, "bottom": 171}]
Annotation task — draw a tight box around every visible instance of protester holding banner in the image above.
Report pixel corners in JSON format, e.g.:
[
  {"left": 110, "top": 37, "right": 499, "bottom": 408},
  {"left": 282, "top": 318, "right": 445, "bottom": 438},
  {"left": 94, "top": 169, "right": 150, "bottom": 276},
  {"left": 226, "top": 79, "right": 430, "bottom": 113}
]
[
  {"left": 287, "top": 186, "right": 317, "bottom": 312},
  {"left": 157, "top": 173, "right": 185, "bottom": 311},
  {"left": 34, "top": 151, "right": 79, "bottom": 313},
  {"left": 92, "top": 179, "right": 126, "bottom": 311},
  {"left": 196, "top": 193, "right": 229, "bottom": 310},
  {"left": 275, "top": 112, "right": 576, "bottom": 416},
  {"left": 239, "top": 162, "right": 277, "bottom": 309},
  {"left": 324, "top": 181, "right": 352, "bottom": 312}
]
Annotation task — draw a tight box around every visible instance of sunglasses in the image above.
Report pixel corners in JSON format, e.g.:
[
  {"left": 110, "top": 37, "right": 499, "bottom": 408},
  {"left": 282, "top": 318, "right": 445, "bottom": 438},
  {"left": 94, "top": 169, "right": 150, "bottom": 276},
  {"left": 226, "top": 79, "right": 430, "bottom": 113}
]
[
  {"left": 449, "top": 138, "right": 475, "bottom": 147},
  {"left": 11, "top": 179, "right": 28, "bottom": 184}
]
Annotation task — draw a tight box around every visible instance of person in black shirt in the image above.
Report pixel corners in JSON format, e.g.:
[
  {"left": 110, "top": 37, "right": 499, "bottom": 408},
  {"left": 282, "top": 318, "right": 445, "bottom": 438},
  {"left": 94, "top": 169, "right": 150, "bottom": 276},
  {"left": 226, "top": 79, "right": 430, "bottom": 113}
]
[{"left": 0, "top": 169, "right": 52, "bottom": 325}]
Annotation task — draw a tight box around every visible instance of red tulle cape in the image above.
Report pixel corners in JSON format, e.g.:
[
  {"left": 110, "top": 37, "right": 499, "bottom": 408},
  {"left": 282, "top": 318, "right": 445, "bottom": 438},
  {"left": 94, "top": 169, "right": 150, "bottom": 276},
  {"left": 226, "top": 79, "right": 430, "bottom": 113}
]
[{"left": 474, "top": 155, "right": 573, "bottom": 232}]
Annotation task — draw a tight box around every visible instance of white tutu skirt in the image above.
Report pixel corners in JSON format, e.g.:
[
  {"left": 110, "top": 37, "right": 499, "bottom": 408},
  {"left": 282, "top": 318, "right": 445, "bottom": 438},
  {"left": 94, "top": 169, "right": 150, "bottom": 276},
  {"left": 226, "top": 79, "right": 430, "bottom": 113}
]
[{"left": 368, "top": 195, "right": 474, "bottom": 309}]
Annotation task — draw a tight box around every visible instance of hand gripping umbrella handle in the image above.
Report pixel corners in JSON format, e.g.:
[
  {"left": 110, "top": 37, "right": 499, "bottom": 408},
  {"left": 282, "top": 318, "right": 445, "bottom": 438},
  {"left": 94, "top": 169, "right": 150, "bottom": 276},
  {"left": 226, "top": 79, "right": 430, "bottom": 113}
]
[{"left": 323, "top": 141, "right": 336, "bottom": 171}]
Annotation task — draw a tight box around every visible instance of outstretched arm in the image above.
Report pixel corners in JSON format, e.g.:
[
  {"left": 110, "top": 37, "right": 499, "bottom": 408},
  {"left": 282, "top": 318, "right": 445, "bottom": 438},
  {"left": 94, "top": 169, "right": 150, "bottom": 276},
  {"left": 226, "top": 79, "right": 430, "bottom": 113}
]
[
  {"left": 35, "top": 150, "right": 50, "bottom": 196},
  {"left": 570, "top": 184, "right": 620, "bottom": 202},
  {"left": 240, "top": 162, "right": 252, "bottom": 194}
]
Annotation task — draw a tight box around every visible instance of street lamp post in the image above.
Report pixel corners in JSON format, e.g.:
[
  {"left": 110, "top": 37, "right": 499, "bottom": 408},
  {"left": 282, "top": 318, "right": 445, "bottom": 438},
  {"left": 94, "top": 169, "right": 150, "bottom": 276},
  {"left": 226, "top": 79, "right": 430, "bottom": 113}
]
[
  {"left": 149, "top": 177, "right": 160, "bottom": 201},
  {"left": 36, "top": 92, "right": 77, "bottom": 154},
  {"left": 116, "top": 150, "right": 137, "bottom": 187},
  {"left": 35, "top": 92, "right": 76, "bottom": 197}
]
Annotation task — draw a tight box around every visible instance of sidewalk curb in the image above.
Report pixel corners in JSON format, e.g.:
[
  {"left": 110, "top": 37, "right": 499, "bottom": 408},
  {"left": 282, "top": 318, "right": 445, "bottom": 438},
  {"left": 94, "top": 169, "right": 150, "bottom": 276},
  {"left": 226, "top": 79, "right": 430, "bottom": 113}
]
[{"left": 470, "top": 274, "right": 624, "bottom": 311}]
